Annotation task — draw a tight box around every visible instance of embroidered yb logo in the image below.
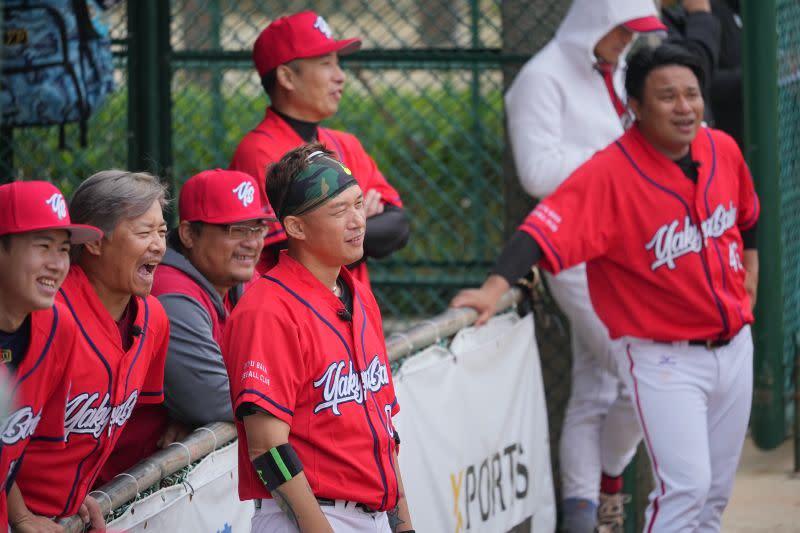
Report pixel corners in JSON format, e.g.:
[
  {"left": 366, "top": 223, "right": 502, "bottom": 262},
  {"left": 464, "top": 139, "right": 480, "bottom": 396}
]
[
  {"left": 232, "top": 181, "right": 255, "bottom": 207},
  {"left": 45, "top": 193, "right": 67, "bottom": 220},
  {"left": 313, "top": 15, "right": 333, "bottom": 39}
]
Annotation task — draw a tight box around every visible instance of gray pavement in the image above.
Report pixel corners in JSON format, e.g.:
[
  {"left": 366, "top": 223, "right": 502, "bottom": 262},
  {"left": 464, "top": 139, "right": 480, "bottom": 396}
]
[{"left": 722, "top": 436, "right": 800, "bottom": 532}]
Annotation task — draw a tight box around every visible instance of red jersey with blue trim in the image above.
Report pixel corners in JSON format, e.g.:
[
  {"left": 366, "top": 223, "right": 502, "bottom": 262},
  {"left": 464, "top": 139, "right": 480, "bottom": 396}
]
[
  {"left": 222, "top": 252, "right": 400, "bottom": 511},
  {"left": 0, "top": 304, "right": 76, "bottom": 527},
  {"left": 93, "top": 261, "right": 242, "bottom": 488},
  {"left": 15, "top": 266, "right": 169, "bottom": 517},
  {"left": 229, "top": 107, "right": 404, "bottom": 284},
  {"left": 520, "top": 126, "right": 759, "bottom": 341}
]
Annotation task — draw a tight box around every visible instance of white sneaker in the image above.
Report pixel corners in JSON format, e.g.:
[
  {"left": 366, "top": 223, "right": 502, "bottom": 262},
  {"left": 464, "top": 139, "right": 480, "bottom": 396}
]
[{"left": 595, "top": 492, "right": 630, "bottom": 533}]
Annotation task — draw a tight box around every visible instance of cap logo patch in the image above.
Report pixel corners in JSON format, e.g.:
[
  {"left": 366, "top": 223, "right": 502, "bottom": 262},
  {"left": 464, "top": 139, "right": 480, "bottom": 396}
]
[
  {"left": 313, "top": 15, "right": 333, "bottom": 39},
  {"left": 232, "top": 181, "right": 255, "bottom": 207},
  {"left": 45, "top": 193, "right": 67, "bottom": 220}
]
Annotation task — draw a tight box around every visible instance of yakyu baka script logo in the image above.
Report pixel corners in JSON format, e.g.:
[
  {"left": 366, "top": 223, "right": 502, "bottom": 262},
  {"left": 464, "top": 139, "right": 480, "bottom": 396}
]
[
  {"left": 64, "top": 390, "right": 138, "bottom": 439},
  {"left": 1, "top": 406, "right": 42, "bottom": 445},
  {"left": 313, "top": 356, "right": 390, "bottom": 415},
  {"left": 232, "top": 181, "right": 255, "bottom": 207},
  {"left": 646, "top": 202, "right": 737, "bottom": 271}
]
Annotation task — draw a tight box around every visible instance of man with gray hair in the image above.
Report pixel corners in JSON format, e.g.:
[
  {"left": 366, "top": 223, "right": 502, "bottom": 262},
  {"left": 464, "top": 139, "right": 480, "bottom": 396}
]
[{"left": 14, "top": 170, "right": 172, "bottom": 525}]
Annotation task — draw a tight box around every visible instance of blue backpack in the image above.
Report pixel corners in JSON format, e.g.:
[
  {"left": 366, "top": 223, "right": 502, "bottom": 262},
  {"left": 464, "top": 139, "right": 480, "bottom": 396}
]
[{"left": 1, "top": 0, "right": 114, "bottom": 147}]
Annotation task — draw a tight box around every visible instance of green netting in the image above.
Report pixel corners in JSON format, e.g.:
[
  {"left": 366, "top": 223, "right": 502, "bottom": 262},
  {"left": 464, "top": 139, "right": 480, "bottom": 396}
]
[{"left": 777, "top": 0, "right": 800, "bottom": 432}]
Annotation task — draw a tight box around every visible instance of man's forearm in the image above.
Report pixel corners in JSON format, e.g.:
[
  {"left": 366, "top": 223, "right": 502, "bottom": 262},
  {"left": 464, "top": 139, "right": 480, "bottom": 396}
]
[
  {"left": 744, "top": 249, "right": 759, "bottom": 310},
  {"left": 388, "top": 451, "right": 414, "bottom": 532},
  {"left": 269, "top": 472, "right": 333, "bottom": 533}
]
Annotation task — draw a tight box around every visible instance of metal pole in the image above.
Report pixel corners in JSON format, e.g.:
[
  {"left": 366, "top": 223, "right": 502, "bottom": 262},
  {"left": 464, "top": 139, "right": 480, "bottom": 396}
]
[
  {"left": 795, "top": 333, "right": 800, "bottom": 472},
  {"left": 127, "top": 0, "right": 174, "bottom": 222},
  {"left": 742, "top": 1, "right": 785, "bottom": 449}
]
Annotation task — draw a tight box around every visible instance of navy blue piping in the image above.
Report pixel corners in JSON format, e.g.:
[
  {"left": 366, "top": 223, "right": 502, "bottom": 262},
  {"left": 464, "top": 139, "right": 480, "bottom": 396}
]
[
  {"left": 356, "top": 293, "right": 394, "bottom": 510},
  {"left": 58, "top": 288, "right": 114, "bottom": 515},
  {"left": 263, "top": 275, "right": 389, "bottom": 507},
  {"left": 30, "top": 435, "right": 64, "bottom": 442},
  {"left": 521, "top": 222, "right": 564, "bottom": 271},
  {"left": 0, "top": 309, "right": 58, "bottom": 475},
  {"left": 59, "top": 289, "right": 113, "bottom": 390},
  {"left": 83, "top": 299, "right": 151, "bottom": 493},
  {"left": 263, "top": 276, "right": 352, "bottom": 358},
  {"left": 122, "top": 298, "right": 149, "bottom": 395},
  {"left": 15, "top": 305, "right": 58, "bottom": 387},
  {"left": 236, "top": 389, "right": 293, "bottom": 417},
  {"left": 702, "top": 131, "right": 746, "bottom": 328},
  {"left": 250, "top": 128, "right": 274, "bottom": 141},
  {"left": 139, "top": 390, "right": 163, "bottom": 397},
  {"left": 320, "top": 128, "right": 344, "bottom": 159},
  {"left": 741, "top": 195, "right": 760, "bottom": 229},
  {"left": 615, "top": 140, "right": 730, "bottom": 336}
]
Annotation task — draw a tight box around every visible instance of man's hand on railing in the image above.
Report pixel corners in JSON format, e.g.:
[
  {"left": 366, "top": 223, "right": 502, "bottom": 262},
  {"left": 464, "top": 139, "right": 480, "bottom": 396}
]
[
  {"left": 77, "top": 496, "right": 105, "bottom": 533},
  {"left": 9, "top": 514, "right": 64, "bottom": 533},
  {"left": 450, "top": 274, "right": 511, "bottom": 326},
  {"left": 157, "top": 420, "right": 191, "bottom": 449}
]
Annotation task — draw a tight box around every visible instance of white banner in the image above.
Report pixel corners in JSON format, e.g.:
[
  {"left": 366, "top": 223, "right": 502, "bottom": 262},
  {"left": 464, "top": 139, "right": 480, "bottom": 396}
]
[
  {"left": 393, "top": 313, "right": 556, "bottom": 533},
  {"left": 107, "top": 442, "right": 254, "bottom": 533}
]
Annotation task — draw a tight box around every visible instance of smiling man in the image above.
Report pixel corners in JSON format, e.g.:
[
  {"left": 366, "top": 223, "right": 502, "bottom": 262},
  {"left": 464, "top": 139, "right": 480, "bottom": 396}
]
[
  {"left": 222, "top": 144, "right": 413, "bottom": 533},
  {"left": 0, "top": 181, "right": 103, "bottom": 532},
  {"left": 229, "top": 11, "right": 409, "bottom": 286},
  {"left": 453, "top": 43, "right": 758, "bottom": 533},
  {"left": 14, "top": 170, "right": 171, "bottom": 524}
]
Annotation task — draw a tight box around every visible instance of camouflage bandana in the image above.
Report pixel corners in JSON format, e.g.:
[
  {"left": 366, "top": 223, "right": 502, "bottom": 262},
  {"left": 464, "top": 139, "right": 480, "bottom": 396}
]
[{"left": 278, "top": 153, "right": 357, "bottom": 219}]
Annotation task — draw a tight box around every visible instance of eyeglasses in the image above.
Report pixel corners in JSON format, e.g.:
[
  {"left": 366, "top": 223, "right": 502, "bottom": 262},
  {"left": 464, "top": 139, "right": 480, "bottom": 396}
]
[{"left": 222, "top": 224, "right": 268, "bottom": 240}]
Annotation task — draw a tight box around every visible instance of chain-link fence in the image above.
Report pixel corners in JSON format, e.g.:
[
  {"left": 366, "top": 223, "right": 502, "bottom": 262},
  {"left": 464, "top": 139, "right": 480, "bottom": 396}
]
[{"left": 776, "top": 0, "right": 800, "bottom": 443}]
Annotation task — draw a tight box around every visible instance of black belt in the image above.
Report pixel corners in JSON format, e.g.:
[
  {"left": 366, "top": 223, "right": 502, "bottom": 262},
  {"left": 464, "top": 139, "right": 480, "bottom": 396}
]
[
  {"left": 317, "top": 497, "right": 377, "bottom": 514},
  {"left": 254, "top": 497, "right": 377, "bottom": 514},
  {"left": 688, "top": 338, "right": 731, "bottom": 349}
]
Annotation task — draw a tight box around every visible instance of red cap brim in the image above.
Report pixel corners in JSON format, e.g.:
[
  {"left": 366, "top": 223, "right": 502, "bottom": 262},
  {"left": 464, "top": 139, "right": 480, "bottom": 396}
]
[
  {"left": 296, "top": 37, "right": 362, "bottom": 63},
  {"left": 4, "top": 223, "right": 104, "bottom": 244},
  {"left": 62, "top": 224, "right": 104, "bottom": 244},
  {"left": 624, "top": 16, "right": 667, "bottom": 33}
]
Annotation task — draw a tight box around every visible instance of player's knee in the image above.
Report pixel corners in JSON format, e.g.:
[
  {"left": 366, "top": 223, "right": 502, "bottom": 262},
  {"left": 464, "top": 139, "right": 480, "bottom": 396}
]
[{"left": 679, "top": 467, "right": 712, "bottom": 507}]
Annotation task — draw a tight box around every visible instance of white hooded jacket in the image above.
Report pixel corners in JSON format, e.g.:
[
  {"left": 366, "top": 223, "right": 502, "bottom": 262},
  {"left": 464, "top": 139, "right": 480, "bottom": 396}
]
[{"left": 505, "top": 0, "right": 661, "bottom": 199}]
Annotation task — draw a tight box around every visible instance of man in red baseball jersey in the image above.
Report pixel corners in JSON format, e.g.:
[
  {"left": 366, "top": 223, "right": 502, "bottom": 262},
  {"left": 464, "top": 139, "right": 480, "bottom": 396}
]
[
  {"left": 0, "top": 182, "right": 103, "bottom": 531},
  {"left": 14, "top": 170, "right": 170, "bottom": 524},
  {"left": 453, "top": 43, "right": 758, "bottom": 532},
  {"left": 97, "top": 170, "right": 270, "bottom": 485},
  {"left": 229, "top": 11, "right": 409, "bottom": 286},
  {"left": 222, "top": 143, "right": 414, "bottom": 532}
]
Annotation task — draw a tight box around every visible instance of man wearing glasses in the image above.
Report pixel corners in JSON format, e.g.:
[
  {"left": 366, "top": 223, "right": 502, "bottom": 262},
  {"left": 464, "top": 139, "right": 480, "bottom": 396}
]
[{"left": 96, "top": 170, "right": 269, "bottom": 484}]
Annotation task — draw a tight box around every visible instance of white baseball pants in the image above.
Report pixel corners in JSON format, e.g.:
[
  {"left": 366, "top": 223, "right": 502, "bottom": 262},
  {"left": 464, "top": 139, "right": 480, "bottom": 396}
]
[
  {"left": 613, "top": 325, "right": 752, "bottom": 533},
  {"left": 546, "top": 264, "right": 642, "bottom": 503},
  {"left": 251, "top": 498, "right": 391, "bottom": 533}
]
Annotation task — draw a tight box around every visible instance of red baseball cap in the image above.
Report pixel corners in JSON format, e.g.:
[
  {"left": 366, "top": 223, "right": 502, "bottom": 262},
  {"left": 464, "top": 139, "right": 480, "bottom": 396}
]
[
  {"left": 624, "top": 16, "right": 668, "bottom": 33},
  {"left": 253, "top": 11, "right": 361, "bottom": 77},
  {"left": 0, "top": 181, "right": 102, "bottom": 244},
  {"left": 179, "top": 169, "right": 272, "bottom": 224}
]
